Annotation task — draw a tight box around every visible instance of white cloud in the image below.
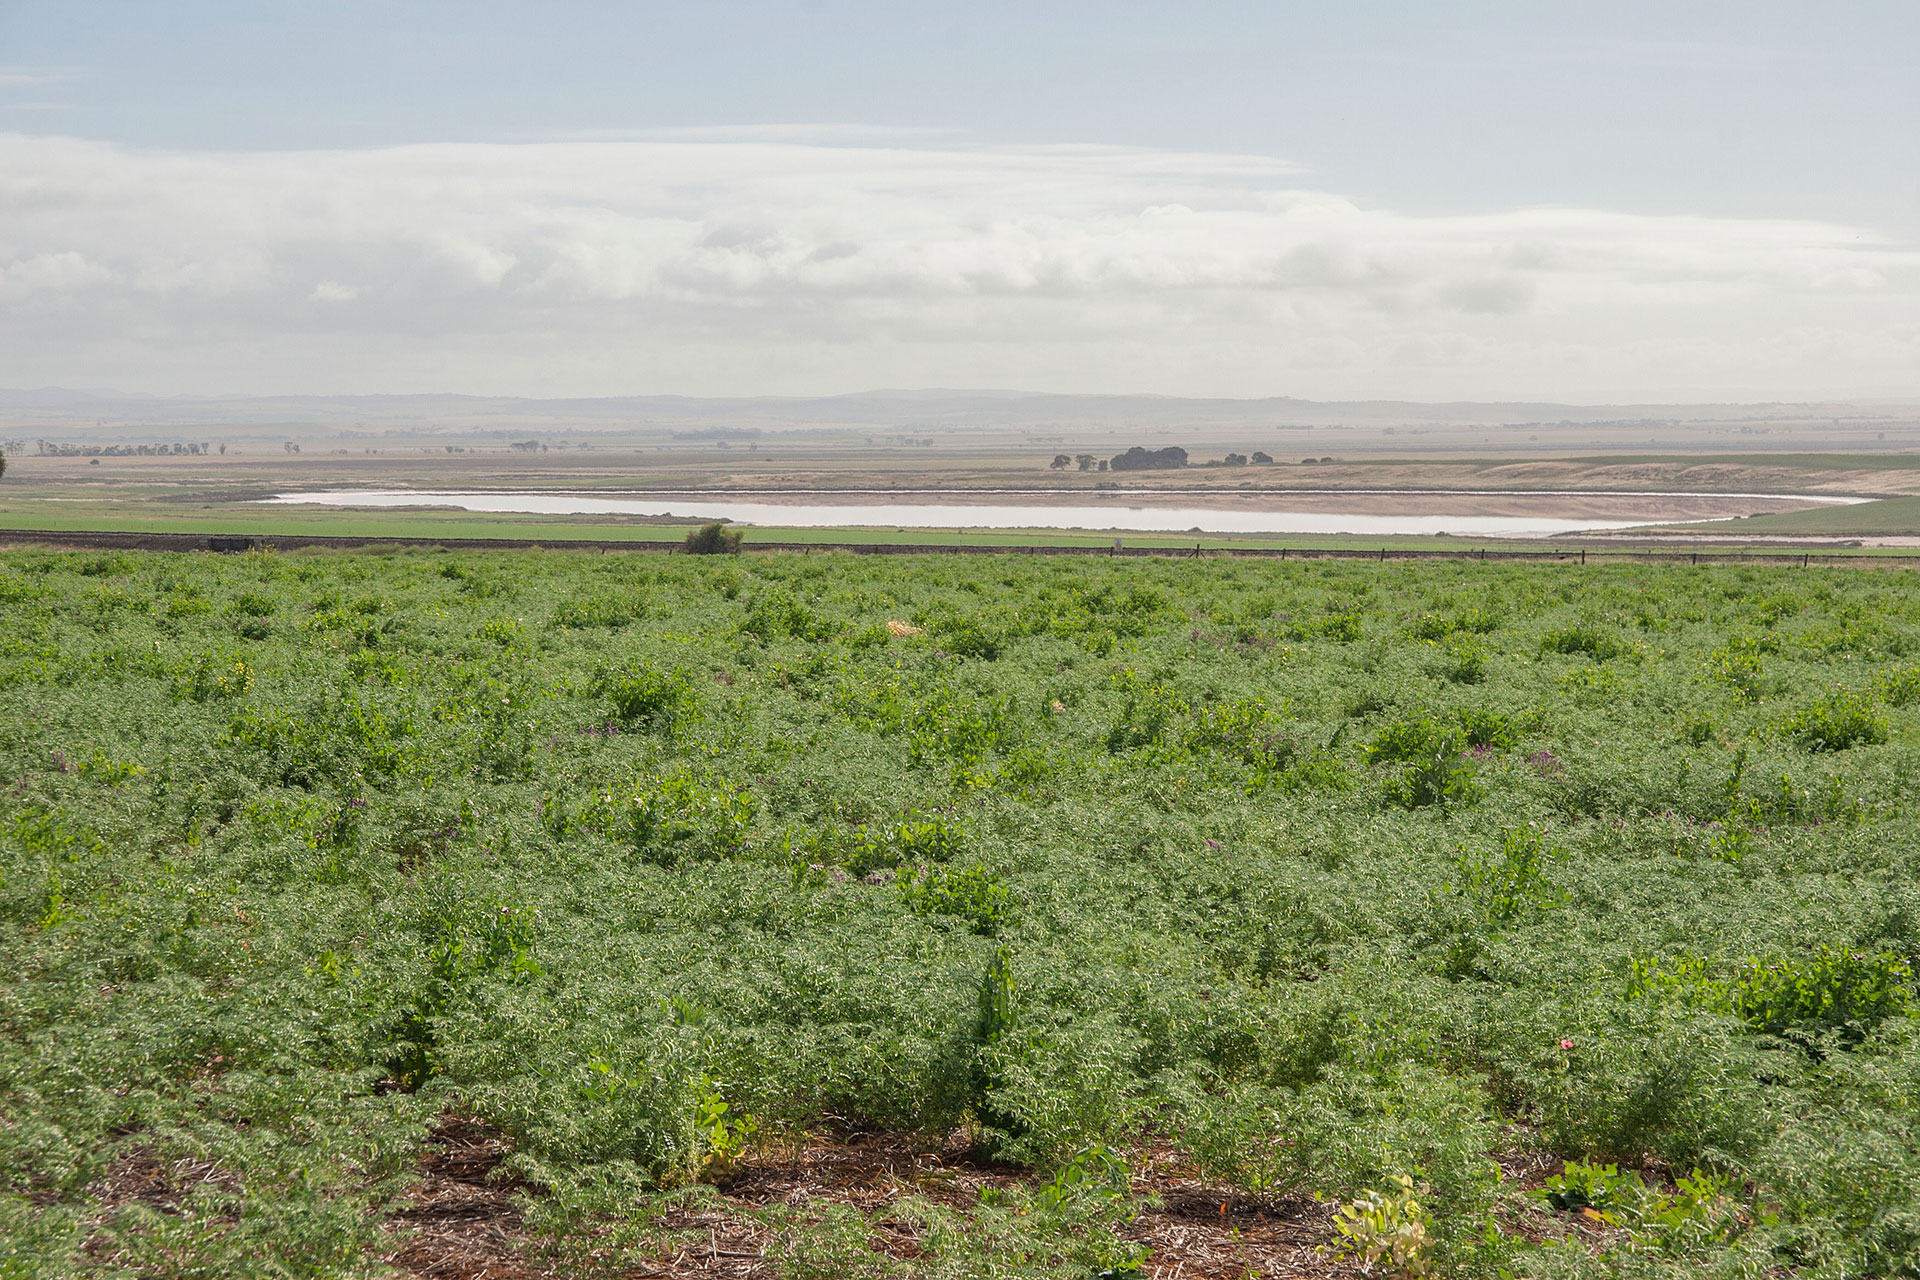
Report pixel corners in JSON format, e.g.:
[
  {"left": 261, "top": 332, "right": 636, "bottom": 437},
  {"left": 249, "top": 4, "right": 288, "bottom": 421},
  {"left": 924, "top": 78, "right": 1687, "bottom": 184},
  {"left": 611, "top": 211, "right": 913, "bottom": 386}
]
[
  {"left": 0, "top": 249, "right": 113, "bottom": 299},
  {"left": 0, "top": 129, "right": 1914, "bottom": 398},
  {"left": 0, "top": 67, "right": 77, "bottom": 87}
]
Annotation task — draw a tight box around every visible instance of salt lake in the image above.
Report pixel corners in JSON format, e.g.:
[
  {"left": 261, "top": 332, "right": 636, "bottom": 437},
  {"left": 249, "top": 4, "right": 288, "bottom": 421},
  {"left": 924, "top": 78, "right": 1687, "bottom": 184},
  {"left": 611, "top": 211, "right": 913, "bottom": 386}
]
[{"left": 262, "top": 489, "right": 1866, "bottom": 539}]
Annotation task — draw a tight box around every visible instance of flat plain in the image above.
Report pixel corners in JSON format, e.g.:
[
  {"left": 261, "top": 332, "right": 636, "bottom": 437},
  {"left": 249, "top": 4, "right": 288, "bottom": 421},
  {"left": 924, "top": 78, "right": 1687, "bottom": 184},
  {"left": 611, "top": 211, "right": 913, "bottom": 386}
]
[
  {"left": 5, "top": 545, "right": 1920, "bottom": 1278},
  {"left": 8, "top": 389, "right": 1920, "bottom": 548}
]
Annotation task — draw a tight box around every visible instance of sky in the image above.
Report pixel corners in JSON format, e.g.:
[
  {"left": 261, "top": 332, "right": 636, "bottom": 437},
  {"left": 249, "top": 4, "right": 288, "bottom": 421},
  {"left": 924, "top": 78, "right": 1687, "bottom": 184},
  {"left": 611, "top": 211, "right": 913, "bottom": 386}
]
[{"left": 0, "top": 1, "right": 1916, "bottom": 402}]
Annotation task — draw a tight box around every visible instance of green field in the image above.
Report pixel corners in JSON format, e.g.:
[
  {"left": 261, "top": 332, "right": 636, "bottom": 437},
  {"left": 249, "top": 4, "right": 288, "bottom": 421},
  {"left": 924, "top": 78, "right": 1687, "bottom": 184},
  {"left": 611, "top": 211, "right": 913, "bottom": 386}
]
[
  {"left": 0, "top": 504, "right": 1594, "bottom": 559},
  {"left": 1660, "top": 496, "right": 1920, "bottom": 538},
  {"left": 5, "top": 503, "right": 1915, "bottom": 561},
  {"left": 6, "top": 548, "right": 1920, "bottom": 1278},
  {"left": 0, "top": 504, "right": 1523, "bottom": 553}
]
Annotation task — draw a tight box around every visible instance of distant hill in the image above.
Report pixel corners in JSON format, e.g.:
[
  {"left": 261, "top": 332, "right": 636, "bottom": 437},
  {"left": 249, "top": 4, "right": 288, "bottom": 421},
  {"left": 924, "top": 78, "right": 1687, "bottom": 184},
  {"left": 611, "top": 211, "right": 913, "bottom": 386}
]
[{"left": 3, "top": 387, "right": 1916, "bottom": 436}]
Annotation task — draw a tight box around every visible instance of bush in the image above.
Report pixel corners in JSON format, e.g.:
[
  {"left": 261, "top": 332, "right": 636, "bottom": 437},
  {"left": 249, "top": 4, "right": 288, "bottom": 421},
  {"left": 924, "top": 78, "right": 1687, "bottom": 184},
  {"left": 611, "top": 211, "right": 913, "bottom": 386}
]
[
  {"left": 683, "top": 522, "right": 743, "bottom": 555},
  {"left": 627, "top": 776, "right": 753, "bottom": 867},
  {"left": 738, "top": 589, "right": 825, "bottom": 641},
  {"left": 551, "top": 592, "right": 646, "bottom": 629},
  {"left": 899, "top": 864, "right": 1009, "bottom": 935},
  {"left": 930, "top": 614, "right": 1002, "bottom": 660},
  {"left": 1733, "top": 947, "right": 1911, "bottom": 1043},
  {"left": 1542, "top": 623, "right": 1631, "bottom": 661},
  {"left": 597, "top": 666, "right": 693, "bottom": 732},
  {"left": 1775, "top": 691, "right": 1888, "bottom": 751},
  {"left": 1874, "top": 664, "right": 1920, "bottom": 707}
]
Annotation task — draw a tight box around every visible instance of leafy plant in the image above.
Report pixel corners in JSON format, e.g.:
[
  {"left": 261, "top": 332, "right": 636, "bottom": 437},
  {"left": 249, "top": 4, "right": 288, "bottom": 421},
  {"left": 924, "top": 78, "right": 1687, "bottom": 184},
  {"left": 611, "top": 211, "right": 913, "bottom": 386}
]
[
  {"left": 1455, "top": 824, "right": 1563, "bottom": 922},
  {"left": 1732, "top": 946, "right": 1911, "bottom": 1042},
  {"left": 627, "top": 776, "right": 754, "bottom": 867},
  {"left": 899, "top": 863, "right": 1008, "bottom": 934},
  {"left": 1539, "top": 1159, "right": 1648, "bottom": 1215},
  {"left": 1541, "top": 623, "right": 1632, "bottom": 661},
  {"left": 1328, "top": 1174, "right": 1433, "bottom": 1277},
  {"left": 598, "top": 665, "right": 694, "bottom": 732},
  {"left": 1775, "top": 690, "right": 1888, "bottom": 751}
]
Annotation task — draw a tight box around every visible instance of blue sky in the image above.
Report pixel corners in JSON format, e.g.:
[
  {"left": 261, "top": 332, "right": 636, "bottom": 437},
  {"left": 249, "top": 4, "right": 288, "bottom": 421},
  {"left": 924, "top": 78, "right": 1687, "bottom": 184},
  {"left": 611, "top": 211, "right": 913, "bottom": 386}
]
[{"left": 1, "top": 2, "right": 1916, "bottom": 399}]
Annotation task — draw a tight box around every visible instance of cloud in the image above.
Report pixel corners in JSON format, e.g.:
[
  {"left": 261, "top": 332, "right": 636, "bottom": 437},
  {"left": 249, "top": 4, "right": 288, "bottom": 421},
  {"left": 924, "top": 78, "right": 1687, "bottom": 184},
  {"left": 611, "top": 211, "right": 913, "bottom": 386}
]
[
  {"left": 0, "top": 67, "right": 77, "bottom": 87},
  {"left": 0, "top": 130, "right": 1914, "bottom": 398},
  {"left": 0, "top": 249, "right": 113, "bottom": 299}
]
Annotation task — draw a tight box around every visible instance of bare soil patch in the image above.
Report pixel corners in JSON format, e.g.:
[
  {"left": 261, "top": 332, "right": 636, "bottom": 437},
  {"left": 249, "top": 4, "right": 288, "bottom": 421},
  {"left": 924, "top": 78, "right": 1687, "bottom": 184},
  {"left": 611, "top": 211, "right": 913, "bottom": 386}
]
[
  {"left": 384, "top": 1119, "right": 548, "bottom": 1280},
  {"left": 380, "top": 1122, "right": 1358, "bottom": 1279}
]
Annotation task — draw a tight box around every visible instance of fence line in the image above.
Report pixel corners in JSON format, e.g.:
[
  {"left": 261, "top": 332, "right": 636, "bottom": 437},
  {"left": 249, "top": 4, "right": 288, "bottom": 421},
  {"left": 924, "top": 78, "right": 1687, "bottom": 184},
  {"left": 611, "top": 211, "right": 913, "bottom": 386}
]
[{"left": 0, "top": 526, "right": 1899, "bottom": 569}]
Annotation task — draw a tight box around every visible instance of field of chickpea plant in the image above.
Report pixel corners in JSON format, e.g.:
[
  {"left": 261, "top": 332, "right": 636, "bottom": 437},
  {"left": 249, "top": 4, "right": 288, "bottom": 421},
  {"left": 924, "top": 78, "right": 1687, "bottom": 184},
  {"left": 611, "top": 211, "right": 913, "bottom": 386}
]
[{"left": 4, "top": 546, "right": 1920, "bottom": 1280}]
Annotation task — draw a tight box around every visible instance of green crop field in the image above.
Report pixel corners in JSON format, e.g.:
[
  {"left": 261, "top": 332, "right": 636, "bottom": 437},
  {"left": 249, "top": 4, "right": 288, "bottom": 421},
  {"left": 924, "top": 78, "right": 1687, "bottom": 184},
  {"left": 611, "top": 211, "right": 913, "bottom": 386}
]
[
  {"left": 1661, "top": 496, "right": 1920, "bottom": 538},
  {"left": 6, "top": 547, "right": 1920, "bottom": 1279}
]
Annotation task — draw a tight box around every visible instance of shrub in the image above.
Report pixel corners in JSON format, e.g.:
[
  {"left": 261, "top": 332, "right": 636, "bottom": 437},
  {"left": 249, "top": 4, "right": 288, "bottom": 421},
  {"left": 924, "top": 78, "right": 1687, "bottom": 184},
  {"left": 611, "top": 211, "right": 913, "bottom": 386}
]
[
  {"left": 1713, "top": 650, "right": 1766, "bottom": 704},
  {"left": 1410, "top": 607, "right": 1500, "bottom": 640},
  {"left": 1370, "top": 709, "right": 1520, "bottom": 760},
  {"left": 1455, "top": 825, "right": 1562, "bottom": 923},
  {"left": 1183, "top": 698, "right": 1297, "bottom": 771},
  {"left": 1732, "top": 946, "right": 1911, "bottom": 1043},
  {"left": 683, "top": 522, "right": 743, "bottom": 555},
  {"left": 627, "top": 776, "right": 753, "bottom": 867},
  {"left": 1367, "top": 714, "right": 1449, "bottom": 764},
  {"left": 899, "top": 864, "right": 1009, "bottom": 935},
  {"left": 1106, "top": 681, "right": 1185, "bottom": 753},
  {"left": 1391, "top": 735, "right": 1480, "bottom": 809},
  {"left": 597, "top": 666, "right": 693, "bottom": 732},
  {"left": 1452, "top": 708, "right": 1523, "bottom": 751},
  {"left": 1541, "top": 624, "right": 1631, "bottom": 661},
  {"left": 930, "top": 614, "right": 1002, "bottom": 660},
  {"left": 1874, "top": 664, "right": 1920, "bottom": 707},
  {"left": 551, "top": 592, "right": 646, "bottom": 629},
  {"left": 821, "top": 813, "right": 966, "bottom": 876},
  {"left": 738, "top": 589, "right": 825, "bottom": 642},
  {"left": 1775, "top": 691, "right": 1888, "bottom": 751},
  {"left": 1289, "top": 611, "right": 1363, "bottom": 643},
  {"left": 1440, "top": 637, "right": 1487, "bottom": 685}
]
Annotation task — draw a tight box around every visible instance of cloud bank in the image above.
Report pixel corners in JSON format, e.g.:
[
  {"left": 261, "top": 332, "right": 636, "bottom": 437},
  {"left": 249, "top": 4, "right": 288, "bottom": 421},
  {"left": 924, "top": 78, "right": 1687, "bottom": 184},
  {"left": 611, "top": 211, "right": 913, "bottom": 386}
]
[{"left": 0, "top": 130, "right": 1915, "bottom": 399}]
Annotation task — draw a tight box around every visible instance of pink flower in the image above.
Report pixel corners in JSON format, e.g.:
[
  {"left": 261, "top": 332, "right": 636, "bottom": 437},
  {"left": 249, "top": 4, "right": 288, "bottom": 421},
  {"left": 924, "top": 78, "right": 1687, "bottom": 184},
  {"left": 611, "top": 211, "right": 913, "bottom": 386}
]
[{"left": 1560, "top": 1038, "right": 1575, "bottom": 1050}]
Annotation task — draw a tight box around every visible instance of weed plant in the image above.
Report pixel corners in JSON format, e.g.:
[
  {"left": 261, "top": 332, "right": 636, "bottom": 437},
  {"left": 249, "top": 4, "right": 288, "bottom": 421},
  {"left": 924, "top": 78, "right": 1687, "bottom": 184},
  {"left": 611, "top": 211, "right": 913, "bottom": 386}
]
[{"left": 3, "top": 551, "right": 1920, "bottom": 1276}]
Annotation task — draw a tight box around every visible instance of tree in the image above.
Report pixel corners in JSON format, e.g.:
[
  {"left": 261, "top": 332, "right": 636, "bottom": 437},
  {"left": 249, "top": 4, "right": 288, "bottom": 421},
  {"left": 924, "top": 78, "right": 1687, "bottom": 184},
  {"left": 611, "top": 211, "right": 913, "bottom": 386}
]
[
  {"left": 1074, "top": 453, "right": 1097, "bottom": 471},
  {"left": 1109, "top": 445, "right": 1188, "bottom": 471},
  {"left": 1050, "top": 454, "right": 1071, "bottom": 470}
]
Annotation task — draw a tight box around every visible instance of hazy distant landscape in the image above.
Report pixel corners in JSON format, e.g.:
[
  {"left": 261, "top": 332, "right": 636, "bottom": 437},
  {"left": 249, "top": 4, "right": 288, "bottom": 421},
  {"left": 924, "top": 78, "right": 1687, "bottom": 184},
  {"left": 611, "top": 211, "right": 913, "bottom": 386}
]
[{"left": 6, "top": 388, "right": 1920, "bottom": 548}]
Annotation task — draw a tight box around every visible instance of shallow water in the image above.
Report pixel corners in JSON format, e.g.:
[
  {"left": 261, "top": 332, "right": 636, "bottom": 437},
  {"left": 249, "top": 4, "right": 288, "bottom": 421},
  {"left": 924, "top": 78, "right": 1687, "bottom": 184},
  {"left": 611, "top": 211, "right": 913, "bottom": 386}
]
[{"left": 256, "top": 488, "right": 1789, "bottom": 537}]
